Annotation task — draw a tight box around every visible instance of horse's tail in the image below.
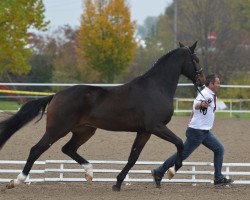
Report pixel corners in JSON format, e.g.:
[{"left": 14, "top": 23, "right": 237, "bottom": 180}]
[{"left": 0, "top": 95, "right": 54, "bottom": 150}]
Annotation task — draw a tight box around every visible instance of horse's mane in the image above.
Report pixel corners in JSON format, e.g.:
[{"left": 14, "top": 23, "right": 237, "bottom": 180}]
[
  {"left": 141, "top": 48, "right": 179, "bottom": 78},
  {"left": 153, "top": 48, "right": 179, "bottom": 68}
]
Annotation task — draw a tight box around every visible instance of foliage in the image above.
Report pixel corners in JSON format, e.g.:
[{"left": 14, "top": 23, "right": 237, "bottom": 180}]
[
  {"left": 0, "top": 0, "right": 48, "bottom": 77},
  {"left": 122, "top": 16, "right": 169, "bottom": 82},
  {"left": 10, "top": 53, "right": 53, "bottom": 92},
  {"left": 30, "top": 26, "right": 84, "bottom": 84},
  {"left": 122, "top": 47, "right": 160, "bottom": 82},
  {"left": 131, "top": 0, "right": 249, "bottom": 86},
  {"left": 122, "top": 0, "right": 250, "bottom": 101},
  {"left": 77, "top": 0, "right": 137, "bottom": 83},
  {"left": 8, "top": 26, "right": 84, "bottom": 92},
  {"left": 230, "top": 0, "right": 250, "bottom": 32},
  {"left": 161, "top": 0, "right": 249, "bottom": 82},
  {"left": 219, "top": 72, "right": 250, "bottom": 99},
  {"left": 3, "top": 0, "right": 248, "bottom": 90},
  {"left": 49, "top": 26, "right": 83, "bottom": 83}
]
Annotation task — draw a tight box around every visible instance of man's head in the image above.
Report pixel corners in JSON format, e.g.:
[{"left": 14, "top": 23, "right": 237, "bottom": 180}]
[{"left": 205, "top": 74, "right": 220, "bottom": 93}]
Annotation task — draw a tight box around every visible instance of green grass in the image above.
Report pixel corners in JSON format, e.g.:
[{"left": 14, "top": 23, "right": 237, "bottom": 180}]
[
  {"left": 0, "top": 100, "right": 22, "bottom": 110},
  {"left": 215, "top": 112, "right": 250, "bottom": 119}
]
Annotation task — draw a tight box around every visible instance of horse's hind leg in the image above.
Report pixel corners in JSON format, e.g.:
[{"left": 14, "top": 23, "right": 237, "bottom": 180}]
[
  {"left": 112, "top": 132, "right": 151, "bottom": 192},
  {"left": 62, "top": 125, "right": 96, "bottom": 181},
  {"left": 6, "top": 132, "right": 62, "bottom": 189},
  {"left": 153, "top": 126, "right": 184, "bottom": 173}
]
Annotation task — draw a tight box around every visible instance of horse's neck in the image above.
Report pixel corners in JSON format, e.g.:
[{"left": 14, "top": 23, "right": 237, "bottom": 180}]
[{"left": 146, "top": 59, "right": 182, "bottom": 98}]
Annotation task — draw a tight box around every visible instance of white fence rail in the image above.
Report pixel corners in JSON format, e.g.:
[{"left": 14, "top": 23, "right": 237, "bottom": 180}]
[
  {"left": 0, "top": 83, "right": 250, "bottom": 116},
  {"left": 0, "top": 83, "right": 250, "bottom": 88},
  {"left": 0, "top": 160, "right": 250, "bottom": 185}
]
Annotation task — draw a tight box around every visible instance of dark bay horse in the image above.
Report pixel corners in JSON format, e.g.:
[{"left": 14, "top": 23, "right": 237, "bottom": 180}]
[{"left": 0, "top": 42, "right": 205, "bottom": 191}]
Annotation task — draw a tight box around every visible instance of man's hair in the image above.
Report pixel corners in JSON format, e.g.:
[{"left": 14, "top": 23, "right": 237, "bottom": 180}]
[{"left": 205, "top": 74, "right": 219, "bottom": 86}]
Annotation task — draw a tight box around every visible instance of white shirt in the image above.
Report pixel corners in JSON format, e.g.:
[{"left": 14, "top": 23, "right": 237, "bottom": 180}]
[{"left": 188, "top": 87, "right": 216, "bottom": 130}]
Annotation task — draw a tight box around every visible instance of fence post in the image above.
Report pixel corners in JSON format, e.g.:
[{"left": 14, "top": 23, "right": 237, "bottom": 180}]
[
  {"left": 230, "top": 101, "right": 233, "bottom": 117},
  {"left": 60, "top": 163, "right": 64, "bottom": 181},
  {"left": 176, "top": 98, "right": 179, "bottom": 112},
  {"left": 226, "top": 166, "right": 230, "bottom": 179},
  {"left": 191, "top": 165, "right": 196, "bottom": 186},
  {"left": 125, "top": 174, "right": 131, "bottom": 186},
  {"left": 240, "top": 99, "right": 242, "bottom": 117}
]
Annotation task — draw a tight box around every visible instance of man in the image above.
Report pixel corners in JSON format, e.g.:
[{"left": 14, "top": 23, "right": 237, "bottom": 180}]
[{"left": 151, "top": 74, "right": 233, "bottom": 188}]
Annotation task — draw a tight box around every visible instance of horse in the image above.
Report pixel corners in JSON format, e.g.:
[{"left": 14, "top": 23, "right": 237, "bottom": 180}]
[{"left": 0, "top": 41, "right": 205, "bottom": 191}]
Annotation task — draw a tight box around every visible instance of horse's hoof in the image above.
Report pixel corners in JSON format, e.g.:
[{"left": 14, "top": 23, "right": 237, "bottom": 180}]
[
  {"left": 112, "top": 185, "right": 121, "bottom": 192},
  {"left": 85, "top": 174, "right": 93, "bottom": 182},
  {"left": 167, "top": 167, "right": 175, "bottom": 180},
  {"left": 6, "top": 180, "right": 15, "bottom": 189}
]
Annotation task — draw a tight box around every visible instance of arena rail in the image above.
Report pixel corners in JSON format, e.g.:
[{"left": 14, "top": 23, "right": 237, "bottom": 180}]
[
  {"left": 0, "top": 83, "right": 250, "bottom": 116},
  {"left": 0, "top": 83, "right": 250, "bottom": 88},
  {"left": 0, "top": 160, "right": 249, "bottom": 185}
]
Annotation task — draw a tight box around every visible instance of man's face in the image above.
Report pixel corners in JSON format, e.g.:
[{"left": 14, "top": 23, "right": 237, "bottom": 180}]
[{"left": 210, "top": 77, "right": 220, "bottom": 93}]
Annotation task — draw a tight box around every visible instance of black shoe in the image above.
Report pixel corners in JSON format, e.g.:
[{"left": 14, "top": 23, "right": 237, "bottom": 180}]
[
  {"left": 151, "top": 169, "right": 162, "bottom": 188},
  {"left": 214, "top": 177, "right": 234, "bottom": 186}
]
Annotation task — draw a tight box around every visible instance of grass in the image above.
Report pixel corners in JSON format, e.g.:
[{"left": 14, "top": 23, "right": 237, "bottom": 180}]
[
  {"left": 0, "top": 100, "right": 22, "bottom": 110},
  {"left": 216, "top": 112, "right": 250, "bottom": 119}
]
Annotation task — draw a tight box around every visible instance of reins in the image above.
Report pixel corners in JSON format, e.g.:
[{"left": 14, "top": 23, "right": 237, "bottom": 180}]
[{"left": 194, "top": 85, "right": 209, "bottom": 115}]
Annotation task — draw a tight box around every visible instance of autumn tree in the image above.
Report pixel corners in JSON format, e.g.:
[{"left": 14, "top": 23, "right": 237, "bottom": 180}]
[
  {"left": 165, "top": 0, "right": 250, "bottom": 82},
  {"left": 77, "top": 0, "right": 137, "bottom": 83},
  {"left": 0, "top": 0, "right": 48, "bottom": 78}
]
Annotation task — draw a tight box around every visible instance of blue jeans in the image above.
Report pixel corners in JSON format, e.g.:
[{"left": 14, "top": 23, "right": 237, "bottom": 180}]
[{"left": 154, "top": 127, "right": 225, "bottom": 180}]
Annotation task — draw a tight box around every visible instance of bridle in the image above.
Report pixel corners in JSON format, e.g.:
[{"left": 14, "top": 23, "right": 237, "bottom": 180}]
[
  {"left": 185, "top": 46, "right": 203, "bottom": 86},
  {"left": 185, "top": 47, "right": 208, "bottom": 115}
]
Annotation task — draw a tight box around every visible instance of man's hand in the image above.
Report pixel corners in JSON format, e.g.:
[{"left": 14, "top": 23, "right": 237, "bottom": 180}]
[
  {"left": 195, "top": 101, "right": 209, "bottom": 110},
  {"left": 200, "top": 101, "right": 209, "bottom": 109}
]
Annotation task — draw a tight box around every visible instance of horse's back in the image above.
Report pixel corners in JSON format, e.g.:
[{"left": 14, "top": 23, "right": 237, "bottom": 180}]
[{"left": 46, "top": 82, "right": 173, "bottom": 132}]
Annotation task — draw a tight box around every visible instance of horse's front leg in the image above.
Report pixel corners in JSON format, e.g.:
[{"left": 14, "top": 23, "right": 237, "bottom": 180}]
[
  {"left": 112, "top": 132, "right": 151, "bottom": 192},
  {"left": 153, "top": 126, "right": 184, "bottom": 172}
]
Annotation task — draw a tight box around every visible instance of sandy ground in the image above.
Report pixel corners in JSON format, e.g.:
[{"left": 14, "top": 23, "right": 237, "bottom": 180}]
[{"left": 0, "top": 113, "right": 249, "bottom": 200}]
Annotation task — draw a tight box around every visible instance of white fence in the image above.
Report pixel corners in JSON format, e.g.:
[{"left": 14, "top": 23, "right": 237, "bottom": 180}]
[
  {"left": 0, "top": 160, "right": 250, "bottom": 185},
  {"left": 174, "top": 98, "right": 250, "bottom": 117},
  {"left": 0, "top": 83, "right": 250, "bottom": 88},
  {"left": 0, "top": 83, "right": 250, "bottom": 116}
]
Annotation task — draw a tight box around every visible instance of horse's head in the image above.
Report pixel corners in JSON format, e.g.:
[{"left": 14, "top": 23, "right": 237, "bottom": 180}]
[{"left": 179, "top": 41, "right": 206, "bottom": 87}]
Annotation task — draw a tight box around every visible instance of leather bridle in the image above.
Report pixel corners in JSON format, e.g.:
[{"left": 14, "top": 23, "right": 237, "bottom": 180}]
[
  {"left": 185, "top": 47, "right": 208, "bottom": 115},
  {"left": 185, "top": 47, "right": 203, "bottom": 86}
]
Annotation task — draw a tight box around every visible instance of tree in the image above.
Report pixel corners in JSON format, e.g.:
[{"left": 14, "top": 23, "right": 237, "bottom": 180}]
[
  {"left": 155, "top": 0, "right": 250, "bottom": 83},
  {"left": 28, "top": 26, "right": 84, "bottom": 84},
  {"left": 49, "top": 26, "right": 84, "bottom": 83},
  {"left": 0, "top": 0, "right": 48, "bottom": 77},
  {"left": 125, "top": 17, "right": 175, "bottom": 83},
  {"left": 220, "top": 72, "right": 250, "bottom": 99},
  {"left": 77, "top": 0, "right": 137, "bottom": 83},
  {"left": 122, "top": 45, "right": 162, "bottom": 82}
]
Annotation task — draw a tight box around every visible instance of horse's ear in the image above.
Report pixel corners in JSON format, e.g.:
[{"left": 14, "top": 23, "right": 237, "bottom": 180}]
[
  {"left": 190, "top": 41, "right": 198, "bottom": 52},
  {"left": 179, "top": 42, "right": 185, "bottom": 47}
]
